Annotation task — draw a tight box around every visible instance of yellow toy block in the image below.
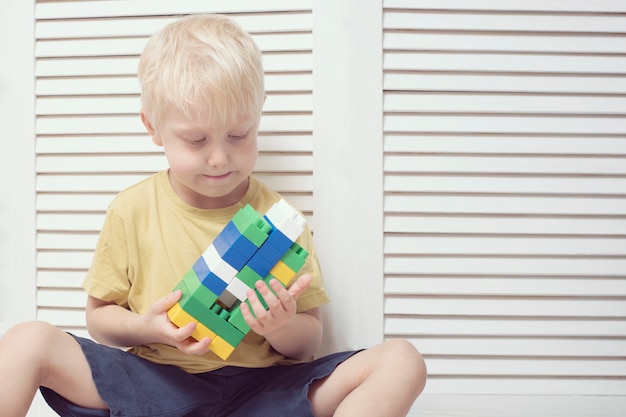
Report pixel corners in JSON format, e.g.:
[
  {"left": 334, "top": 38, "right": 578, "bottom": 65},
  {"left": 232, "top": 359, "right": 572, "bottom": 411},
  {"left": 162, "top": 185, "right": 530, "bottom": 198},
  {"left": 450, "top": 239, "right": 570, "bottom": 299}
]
[
  {"left": 167, "top": 303, "right": 194, "bottom": 328},
  {"left": 269, "top": 261, "right": 296, "bottom": 286},
  {"left": 167, "top": 303, "right": 216, "bottom": 342},
  {"left": 209, "top": 335, "right": 236, "bottom": 360}
]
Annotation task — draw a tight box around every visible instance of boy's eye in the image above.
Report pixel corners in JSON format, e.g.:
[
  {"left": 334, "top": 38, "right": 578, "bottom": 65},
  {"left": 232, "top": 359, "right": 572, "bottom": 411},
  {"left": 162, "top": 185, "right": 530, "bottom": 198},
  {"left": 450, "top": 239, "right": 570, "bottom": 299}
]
[
  {"left": 186, "top": 138, "right": 206, "bottom": 144},
  {"left": 229, "top": 133, "right": 247, "bottom": 141}
]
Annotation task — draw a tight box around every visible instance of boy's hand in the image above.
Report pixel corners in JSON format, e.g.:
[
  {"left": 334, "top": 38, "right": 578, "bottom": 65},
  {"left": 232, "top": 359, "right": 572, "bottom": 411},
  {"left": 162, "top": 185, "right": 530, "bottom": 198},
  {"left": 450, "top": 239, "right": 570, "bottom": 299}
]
[
  {"left": 143, "top": 290, "right": 211, "bottom": 355},
  {"left": 240, "top": 274, "right": 313, "bottom": 337}
]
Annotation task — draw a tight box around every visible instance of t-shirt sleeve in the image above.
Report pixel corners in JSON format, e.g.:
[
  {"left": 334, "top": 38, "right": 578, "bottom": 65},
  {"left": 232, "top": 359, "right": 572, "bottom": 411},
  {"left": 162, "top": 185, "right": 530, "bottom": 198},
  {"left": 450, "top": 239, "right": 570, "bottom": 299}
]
[
  {"left": 82, "top": 206, "right": 131, "bottom": 308},
  {"left": 292, "top": 225, "right": 329, "bottom": 312}
]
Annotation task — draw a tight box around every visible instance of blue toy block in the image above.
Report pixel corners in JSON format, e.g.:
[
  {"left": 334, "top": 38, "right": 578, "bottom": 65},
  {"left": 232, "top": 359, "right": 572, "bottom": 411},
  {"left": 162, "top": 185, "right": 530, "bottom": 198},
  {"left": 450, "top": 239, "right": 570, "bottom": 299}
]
[
  {"left": 213, "top": 233, "right": 250, "bottom": 270},
  {"left": 252, "top": 238, "right": 284, "bottom": 267},
  {"left": 246, "top": 251, "right": 273, "bottom": 278},
  {"left": 263, "top": 220, "right": 295, "bottom": 253},
  {"left": 192, "top": 256, "right": 210, "bottom": 281},
  {"left": 219, "top": 221, "right": 259, "bottom": 258},
  {"left": 200, "top": 271, "right": 229, "bottom": 295}
]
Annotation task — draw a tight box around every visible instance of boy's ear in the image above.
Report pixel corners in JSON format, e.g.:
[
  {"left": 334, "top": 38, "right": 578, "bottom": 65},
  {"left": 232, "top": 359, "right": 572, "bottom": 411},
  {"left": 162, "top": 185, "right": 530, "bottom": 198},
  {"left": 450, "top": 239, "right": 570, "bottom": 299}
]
[{"left": 140, "top": 109, "right": 163, "bottom": 146}]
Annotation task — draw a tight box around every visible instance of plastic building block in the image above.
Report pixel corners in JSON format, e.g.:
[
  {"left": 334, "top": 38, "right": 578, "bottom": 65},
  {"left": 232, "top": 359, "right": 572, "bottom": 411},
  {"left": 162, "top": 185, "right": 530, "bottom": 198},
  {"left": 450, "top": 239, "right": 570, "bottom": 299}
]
[
  {"left": 213, "top": 233, "right": 250, "bottom": 270},
  {"left": 224, "top": 277, "right": 250, "bottom": 303},
  {"left": 167, "top": 303, "right": 216, "bottom": 342},
  {"left": 166, "top": 200, "right": 308, "bottom": 360},
  {"left": 265, "top": 199, "right": 306, "bottom": 242},
  {"left": 218, "top": 221, "right": 259, "bottom": 257},
  {"left": 203, "top": 245, "right": 238, "bottom": 283},
  {"left": 209, "top": 336, "right": 236, "bottom": 360},
  {"left": 246, "top": 251, "right": 274, "bottom": 278},
  {"left": 179, "top": 268, "right": 219, "bottom": 307},
  {"left": 227, "top": 305, "right": 250, "bottom": 334},
  {"left": 217, "top": 289, "right": 239, "bottom": 309},
  {"left": 280, "top": 242, "right": 309, "bottom": 272},
  {"left": 269, "top": 261, "right": 296, "bottom": 286},
  {"left": 236, "top": 265, "right": 263, "bottom": 289},
  {"left": 232, "top": 205, "right": 272, "bottom": 247}
]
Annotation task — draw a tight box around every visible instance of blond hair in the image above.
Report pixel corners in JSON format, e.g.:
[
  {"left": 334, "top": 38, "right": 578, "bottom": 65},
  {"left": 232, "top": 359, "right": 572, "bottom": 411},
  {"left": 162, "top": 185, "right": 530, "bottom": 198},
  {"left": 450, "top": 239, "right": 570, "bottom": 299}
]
[{"left": 138, "top": 14, "right": 265, "bottom": 129}]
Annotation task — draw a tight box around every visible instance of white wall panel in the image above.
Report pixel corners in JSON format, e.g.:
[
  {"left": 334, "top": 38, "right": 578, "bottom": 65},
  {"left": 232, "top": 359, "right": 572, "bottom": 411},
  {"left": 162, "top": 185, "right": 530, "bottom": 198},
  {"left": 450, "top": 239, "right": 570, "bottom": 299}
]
[{"left": 383, "top": 0, "right": 626, "bottom": 396}]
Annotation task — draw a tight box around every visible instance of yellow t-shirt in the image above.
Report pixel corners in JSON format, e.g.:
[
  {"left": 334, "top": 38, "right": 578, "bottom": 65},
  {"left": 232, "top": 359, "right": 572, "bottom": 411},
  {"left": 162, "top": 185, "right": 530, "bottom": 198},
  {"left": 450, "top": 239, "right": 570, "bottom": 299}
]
[{"left": 83, "top": 170, "right": 329, "bottom": 373}]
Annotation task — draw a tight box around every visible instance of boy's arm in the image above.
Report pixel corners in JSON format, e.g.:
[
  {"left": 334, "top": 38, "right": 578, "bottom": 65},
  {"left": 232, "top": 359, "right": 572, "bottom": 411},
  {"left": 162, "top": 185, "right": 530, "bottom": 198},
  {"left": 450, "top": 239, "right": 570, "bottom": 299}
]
[
  {"left": 241, "top": 274, "right": 323, "bottom": 360},
  {"left": 264, "top": 307, "right": 322, "bottom": 360},
  {"left": 85, "top": 292, "right": 211, "bottom": 355}
]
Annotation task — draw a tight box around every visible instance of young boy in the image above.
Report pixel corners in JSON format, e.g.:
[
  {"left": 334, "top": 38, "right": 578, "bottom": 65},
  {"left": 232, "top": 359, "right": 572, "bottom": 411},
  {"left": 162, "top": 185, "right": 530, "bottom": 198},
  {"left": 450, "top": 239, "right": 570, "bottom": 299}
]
[{"left": 0, "top": 14, "right": 426, "bottom": 417}]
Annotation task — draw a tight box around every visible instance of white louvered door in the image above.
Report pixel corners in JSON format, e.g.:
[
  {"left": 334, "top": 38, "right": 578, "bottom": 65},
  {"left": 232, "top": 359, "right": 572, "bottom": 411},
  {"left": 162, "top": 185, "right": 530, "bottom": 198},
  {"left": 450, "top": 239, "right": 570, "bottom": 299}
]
[
  {"left": 35, "top": 0, "right": 315, "bottom": 337},
  {"left": 383, "top": 1, "right": 626, "bottom": 395}
]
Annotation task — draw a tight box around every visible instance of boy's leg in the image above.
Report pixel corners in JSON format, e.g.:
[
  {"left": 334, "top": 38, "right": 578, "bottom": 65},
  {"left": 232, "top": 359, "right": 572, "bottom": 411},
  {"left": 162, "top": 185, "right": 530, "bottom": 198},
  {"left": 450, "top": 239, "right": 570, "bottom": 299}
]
[
  {"left": 0, "top": 321, "right": 107, "bottom": 417},
  {"left": 308, "top": 339, "right": 427, "bottom": 417}
]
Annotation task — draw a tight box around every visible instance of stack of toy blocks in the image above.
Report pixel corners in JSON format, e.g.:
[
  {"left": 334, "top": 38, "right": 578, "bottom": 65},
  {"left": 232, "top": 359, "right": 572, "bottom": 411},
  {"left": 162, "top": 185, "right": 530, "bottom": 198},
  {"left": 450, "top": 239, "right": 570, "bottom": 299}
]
[{"left": 167, "top": 199, "right": 309, "bottom": 360}]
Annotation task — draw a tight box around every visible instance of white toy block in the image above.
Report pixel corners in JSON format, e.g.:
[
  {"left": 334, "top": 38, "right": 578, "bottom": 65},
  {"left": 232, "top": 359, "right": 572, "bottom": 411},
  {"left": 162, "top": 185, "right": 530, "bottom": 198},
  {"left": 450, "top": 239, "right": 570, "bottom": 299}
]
[
  {"left": 202, "top": 244, "right": 237, "bottom": 283},
  {"left": 265, "top": 199, "right": 306, "bottom": 242},
  {"left": 225, "top": 277, "right": 250, "bottom": 303}
]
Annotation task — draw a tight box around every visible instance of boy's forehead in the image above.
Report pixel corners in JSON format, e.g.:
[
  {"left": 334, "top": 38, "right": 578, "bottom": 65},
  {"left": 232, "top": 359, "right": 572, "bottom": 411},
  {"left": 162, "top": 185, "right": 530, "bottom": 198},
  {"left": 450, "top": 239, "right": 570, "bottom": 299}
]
[{"left": 161, "top": 106, "right": 259, "bottom": 131}]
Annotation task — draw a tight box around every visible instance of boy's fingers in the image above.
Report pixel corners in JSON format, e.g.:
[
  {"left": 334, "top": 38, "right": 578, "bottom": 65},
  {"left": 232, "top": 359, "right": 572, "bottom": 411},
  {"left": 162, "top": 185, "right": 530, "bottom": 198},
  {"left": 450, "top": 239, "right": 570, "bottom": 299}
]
[
  {"left": 153, "top": 290, "right": 183, "bottom": 314},
  {"left": 244, "top": 289, "right": 267, "bottom": 321},
  {"left": 287, "top": 274, "right": 312, "bottom": 300}
]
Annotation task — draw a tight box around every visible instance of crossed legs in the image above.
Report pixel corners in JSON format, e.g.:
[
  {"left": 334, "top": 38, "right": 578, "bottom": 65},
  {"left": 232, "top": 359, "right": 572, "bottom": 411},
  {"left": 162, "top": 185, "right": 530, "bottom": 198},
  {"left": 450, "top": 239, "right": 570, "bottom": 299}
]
[
  {"left": 308, "top": 339, "right": 427, "bottom": 417},
  {"left": 0, "top": 322, "right": 425, "bottom": 417}
]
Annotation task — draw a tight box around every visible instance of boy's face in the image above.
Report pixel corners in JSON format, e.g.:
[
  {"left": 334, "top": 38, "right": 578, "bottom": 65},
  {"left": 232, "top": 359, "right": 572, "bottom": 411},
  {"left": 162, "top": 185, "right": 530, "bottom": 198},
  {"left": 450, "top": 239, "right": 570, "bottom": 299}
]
[{"left": 142, "top": 106, "right": 259, "bottom": 209}]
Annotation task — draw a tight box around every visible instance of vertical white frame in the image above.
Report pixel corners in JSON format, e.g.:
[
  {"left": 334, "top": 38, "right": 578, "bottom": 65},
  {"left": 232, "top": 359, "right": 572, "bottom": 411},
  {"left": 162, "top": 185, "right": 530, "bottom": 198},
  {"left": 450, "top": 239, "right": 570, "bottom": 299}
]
[
  {"left": 0, "top": 0, "right": 37, "bottom": 335},
  {"left": 312, "top": 0, "right": 384, "bottom": 353}
]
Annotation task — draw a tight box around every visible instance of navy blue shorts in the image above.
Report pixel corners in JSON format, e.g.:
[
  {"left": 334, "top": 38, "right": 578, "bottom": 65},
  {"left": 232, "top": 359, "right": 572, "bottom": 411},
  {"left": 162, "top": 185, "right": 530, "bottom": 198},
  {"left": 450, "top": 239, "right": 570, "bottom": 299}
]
[{"left": 40, "top": 335, "right": 358, "bottom": 417}]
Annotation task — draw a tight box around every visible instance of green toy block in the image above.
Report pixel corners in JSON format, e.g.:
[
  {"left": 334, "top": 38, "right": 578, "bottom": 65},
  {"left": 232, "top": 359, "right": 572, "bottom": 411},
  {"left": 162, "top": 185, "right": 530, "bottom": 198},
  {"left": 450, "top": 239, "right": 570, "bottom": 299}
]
[
  {"left": 176, "top": 268, "right": 218, "bottom": 307},
  {"left": 232, "top": 205, "right": 272, "bottom": 247},
  {"left": 236, "top": 265, "right": 263, "bottom": 289},
  {"left": 176, "top": 282, "right": 245, "bottom": 346},
  {"left": 280, "top": 242, "right": 309, "bottom": 272},
  {"left": 227, "top": 304, "right": 250, "bottom": 334}
]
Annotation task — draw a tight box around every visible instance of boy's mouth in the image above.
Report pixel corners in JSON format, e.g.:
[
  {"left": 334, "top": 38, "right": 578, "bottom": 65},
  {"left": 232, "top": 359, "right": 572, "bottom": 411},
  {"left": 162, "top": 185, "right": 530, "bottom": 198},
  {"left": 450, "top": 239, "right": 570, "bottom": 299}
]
[{"left": 204, "top": 172, "right": 232, "bottom": 180}]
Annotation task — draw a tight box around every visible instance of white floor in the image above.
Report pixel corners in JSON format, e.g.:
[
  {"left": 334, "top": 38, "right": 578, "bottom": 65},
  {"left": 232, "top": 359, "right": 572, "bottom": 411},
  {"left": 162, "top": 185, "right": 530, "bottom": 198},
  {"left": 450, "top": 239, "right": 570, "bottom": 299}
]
[
  {"left": 31, "top": 393, "right": 626, "bottom": 416},
  {"left": 410, "top": 395, "right": 626, "bottom": 417}
]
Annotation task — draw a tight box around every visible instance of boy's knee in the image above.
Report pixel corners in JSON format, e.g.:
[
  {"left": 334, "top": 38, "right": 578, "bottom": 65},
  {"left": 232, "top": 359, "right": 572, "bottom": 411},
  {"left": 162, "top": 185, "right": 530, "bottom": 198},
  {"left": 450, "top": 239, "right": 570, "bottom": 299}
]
[
  {"left": 2, "top": 321, "right": 62, "bottom": 358},
  {"left": 381, "top": 339, "right": 427, "bottom": 390}
]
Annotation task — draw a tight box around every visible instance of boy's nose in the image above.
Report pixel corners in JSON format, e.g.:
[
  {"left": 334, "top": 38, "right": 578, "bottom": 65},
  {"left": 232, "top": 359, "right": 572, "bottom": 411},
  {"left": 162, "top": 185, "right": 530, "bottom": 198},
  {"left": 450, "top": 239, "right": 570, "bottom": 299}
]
[{"left": 207, "top": 145, "right": 228, "bottom": 169}]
